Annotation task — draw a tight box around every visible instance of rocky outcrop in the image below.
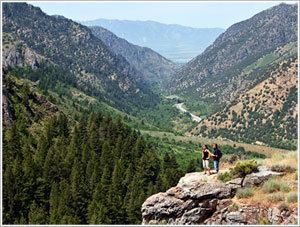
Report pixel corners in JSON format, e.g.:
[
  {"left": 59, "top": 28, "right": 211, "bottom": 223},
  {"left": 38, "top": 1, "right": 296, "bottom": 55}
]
[
  {"left": 227, "top": 165, "right": 284, "bottom": 187},
  {"left": 205, "top": 203, "right": 298, "bottom": 225},
  {"left": 2, "top": 44, "right": 44, "bottom": 70},
  {"left": 141, "top": 166, "right": 294, "bottom": 225},
  {"left": 2, "top": 35, "right": 46, "bottom": 71}
]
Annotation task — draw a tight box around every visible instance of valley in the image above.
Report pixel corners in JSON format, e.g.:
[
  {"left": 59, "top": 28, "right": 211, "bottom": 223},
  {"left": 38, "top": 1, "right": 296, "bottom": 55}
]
[
  {"left": 174, "top": 102, "right": 202, "bottom": 122},
  {"left": 1, "top": 2, "right": 298, "bottom": 225}
]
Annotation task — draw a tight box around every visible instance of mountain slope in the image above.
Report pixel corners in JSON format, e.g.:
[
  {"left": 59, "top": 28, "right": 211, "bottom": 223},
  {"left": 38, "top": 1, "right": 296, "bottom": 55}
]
[
  {"left": 2, "top": 73, "right": 184, "bottom": 224},
  {"left": 81, "top": 19, "right": 224, "bottom": 63},
  {"left": 89, "top": 26, "right": 176, "bottom": 85},
  {"left": 169, "top": 3, "right": 297, "bottom": 106},
  {"left": 3, "top": 3, "right": 159, "bottom": 113},
  {"left": 191, "top": 57, "right": 298, "bottom": 150}
]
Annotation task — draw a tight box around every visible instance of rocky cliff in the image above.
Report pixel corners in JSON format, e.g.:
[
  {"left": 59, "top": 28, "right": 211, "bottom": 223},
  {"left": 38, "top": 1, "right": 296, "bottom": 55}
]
[{"left": 141, "top": 166, "right": 298, "bottom": 225}]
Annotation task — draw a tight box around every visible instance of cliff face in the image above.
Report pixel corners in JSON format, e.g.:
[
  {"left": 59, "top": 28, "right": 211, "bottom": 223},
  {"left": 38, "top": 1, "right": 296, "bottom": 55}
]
[{"left": 141, "top": 166, "right": 297, "bottom": 225}]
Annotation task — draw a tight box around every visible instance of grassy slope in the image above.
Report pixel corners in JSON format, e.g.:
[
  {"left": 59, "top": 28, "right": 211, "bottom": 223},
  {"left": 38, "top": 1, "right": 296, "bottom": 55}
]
[{"left": 232, "top": 151, "right": 298, "bottom": 213}]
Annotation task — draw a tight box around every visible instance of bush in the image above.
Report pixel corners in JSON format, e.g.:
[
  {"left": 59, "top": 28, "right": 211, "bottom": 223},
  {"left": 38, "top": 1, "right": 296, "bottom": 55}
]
[
  {"left": 278, "top": 203, "right": 289, "bottom": 211},
  {"left": 236, "top": 187, "right": 254, "bottom": 199},
  {"left": 287, "top": 192, "right": 297, "bottom": 203},
  {"left": 271, "top": 164, "right": 296, "bottom": 173},
  {"left": 267, "top": 193, "right": 285, "bottom": 202},
  {"left": 227, "top": 203, "right": 239, "bottom": 212},
  {"left": 259, "top": 218, "right": 271, "bottom": 225},
  {"left": 217, "top": 171, "right": 233, "bottom": 183},
  {"left": 231, "top": 160, "right": 259, "bottom": 178},
  {"left": 263, "top": 179, "right": 291, "bottom": 193}
]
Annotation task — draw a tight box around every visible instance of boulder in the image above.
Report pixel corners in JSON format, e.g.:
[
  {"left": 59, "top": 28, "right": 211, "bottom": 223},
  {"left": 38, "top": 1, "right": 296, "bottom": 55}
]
[{"left": 141, "top": 166, "right": 293, "bottom": 225}]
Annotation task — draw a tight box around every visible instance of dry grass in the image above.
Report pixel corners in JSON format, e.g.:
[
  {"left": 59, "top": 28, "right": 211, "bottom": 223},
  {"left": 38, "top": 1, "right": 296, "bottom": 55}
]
[
  {"left": 235, "top": 151, "right": 298, "bottom": 208},
  {"left": 262, "top": 151, "right": 298, "bottom": 170}
]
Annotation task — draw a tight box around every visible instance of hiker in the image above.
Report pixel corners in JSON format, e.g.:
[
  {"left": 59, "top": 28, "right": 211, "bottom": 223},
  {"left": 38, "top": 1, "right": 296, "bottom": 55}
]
[
  {"left": 212, "top": 143, "right": 222, "bottom": 173},
  {"left": 202, "top": 144, "right": 214, "bottom": 175}
]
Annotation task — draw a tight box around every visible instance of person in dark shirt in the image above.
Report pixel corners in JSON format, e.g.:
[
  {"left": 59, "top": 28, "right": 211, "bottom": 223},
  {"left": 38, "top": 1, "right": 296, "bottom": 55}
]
[
  {"left": 212, "top": 143, "right": 222, "bottom": 173},
  {"left": 202, "top": 144, "right": 214, "bottom": 175}
]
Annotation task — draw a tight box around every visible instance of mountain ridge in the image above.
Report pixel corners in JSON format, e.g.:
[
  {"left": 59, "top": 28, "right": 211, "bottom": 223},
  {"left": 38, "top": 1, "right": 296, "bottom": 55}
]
[
  {"left": 168, "top": 3, "right": 297, "bottom": 103},
  {"left": 3, "top": 2, "right": 159, "bottom": 113},
  {"left": 89, "top": 26, "right": 177, "bottom": 86},
  {"left": 80, "top": 18, "right": 225, "bottom": 62}
]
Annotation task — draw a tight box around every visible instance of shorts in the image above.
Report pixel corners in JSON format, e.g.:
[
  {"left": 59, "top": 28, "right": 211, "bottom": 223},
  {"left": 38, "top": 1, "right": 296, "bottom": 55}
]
[{"left": 202, "top": 159, "right": 209, "bottom": 169}]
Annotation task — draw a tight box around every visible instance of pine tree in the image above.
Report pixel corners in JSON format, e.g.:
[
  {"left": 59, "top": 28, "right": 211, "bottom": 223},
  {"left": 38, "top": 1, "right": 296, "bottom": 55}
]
[
  {"left": 108, "top": 159, "right": 126, "bottom": 223},
  {"left": 161, "top": 153, "right": 182, "bottom": 189},
  {"left": 49, "top": 183, "right": 60, "bottom": 224},
  {"left": 28, "top": 201, "right": 48, "bottom": 224},
  {"left": 88, "top": 165, "right": 112, "bottom": 224}
]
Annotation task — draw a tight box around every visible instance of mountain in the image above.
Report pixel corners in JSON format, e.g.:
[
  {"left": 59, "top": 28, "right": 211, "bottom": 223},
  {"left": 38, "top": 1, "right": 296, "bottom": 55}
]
[
  {"left": 89, "top": 26, "right": 176, "bottom": 85},
  {"left": 191, "top": 56, "right": 298, "bottom": 150},
  {"left": 80, "top": 19, "right": 224, "bottom": 63},
  {"left": 167, "top": 3, "right": 298, "bottom": 149},
  {"left": 169, "top": 3, "right": 297, "bottom": 107},
  {"left": 2, "top": 3, "right": 159, "bottom": 113}
]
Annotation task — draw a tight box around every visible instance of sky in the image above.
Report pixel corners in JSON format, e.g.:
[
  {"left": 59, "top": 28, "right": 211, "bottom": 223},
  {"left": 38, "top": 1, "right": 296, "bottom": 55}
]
[{"left": 29, "top": 1, "right": 297, "bottom": 29}]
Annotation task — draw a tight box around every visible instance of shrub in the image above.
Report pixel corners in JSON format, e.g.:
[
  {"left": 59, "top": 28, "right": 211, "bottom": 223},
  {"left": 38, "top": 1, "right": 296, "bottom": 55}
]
[
  {"left": 263, "top": 179, "right": 291, "bottom": 193},
  {"left": 231, "top": 160, "right": 259, "bottom": 178},
  {"left": 236, "top": 187, "right": 254, "bottom": 199},
  {"left": 227, "top": 203, "right": 239, "bottom": 212},
  {"left": 267, "top": 193, "right": 285, "bottom": 202},
  {"left": 287, "top": 192, "right": 297, "bottom": 203},
  {"left": 217, "top": 171, "right": 233, "bottom": 183},
  {"left": 224, "top": 154, "right": 239, "bottom": 164},
  {"left": 271, "top": 164, "right": 296, "bottom": 173},
  {"left": 259, "top": 218, "right": 271, "bottom": 225},
  {"left": 231, "top": 160, "right": 258, "bottom": 186},
  {"left": 278, "top": 203, "right": 289, "bottom": 211}
]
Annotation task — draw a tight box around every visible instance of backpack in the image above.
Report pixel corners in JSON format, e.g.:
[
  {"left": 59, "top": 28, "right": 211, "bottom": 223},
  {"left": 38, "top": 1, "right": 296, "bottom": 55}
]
[{"left": 218, "top": 149, "right": 222, "bottom": 159}]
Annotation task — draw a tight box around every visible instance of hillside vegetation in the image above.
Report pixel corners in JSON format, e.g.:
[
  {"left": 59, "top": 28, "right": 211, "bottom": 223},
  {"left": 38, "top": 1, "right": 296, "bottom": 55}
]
[
  {"left": 169, "top": 3, "right": 297, "bottom": 104},
  {"left": 191, "top": 57, "right": 298, "bottom": 149},
  {"left": 3, "top": 3, "right": 158, "bottom": 113}
]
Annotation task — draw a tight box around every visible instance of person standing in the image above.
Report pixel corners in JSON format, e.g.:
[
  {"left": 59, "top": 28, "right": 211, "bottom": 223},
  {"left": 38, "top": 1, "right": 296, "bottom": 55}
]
[
  {"left": 202, "top": 145, "right": 214, "bottom": 175},
  {"left": 212, "top": 143, "right": 222, "bottom": 173}
]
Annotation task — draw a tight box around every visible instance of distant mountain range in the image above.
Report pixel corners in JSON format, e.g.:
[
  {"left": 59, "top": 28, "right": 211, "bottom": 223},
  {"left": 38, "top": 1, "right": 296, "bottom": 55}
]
[
  {"left": 89, "top": 26, "right": 176, "bottom": 86},
  {"left": 80, "top": 19, "right": 224, "bottom": 63}
]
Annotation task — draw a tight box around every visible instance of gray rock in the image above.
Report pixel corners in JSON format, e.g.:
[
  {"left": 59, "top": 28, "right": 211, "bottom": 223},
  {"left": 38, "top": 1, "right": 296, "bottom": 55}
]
[
  {"left": 141, "top": 167, "right": 295, "bottom": 225},
  {"left": 226, "top": 211, "right": 246, "bottom": 224}
]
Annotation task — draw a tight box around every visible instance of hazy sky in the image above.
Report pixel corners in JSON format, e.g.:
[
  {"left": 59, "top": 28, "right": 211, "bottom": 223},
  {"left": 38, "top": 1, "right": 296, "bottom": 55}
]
[{"left": 29, "top": 1, "right": 297, "bottom": 28}]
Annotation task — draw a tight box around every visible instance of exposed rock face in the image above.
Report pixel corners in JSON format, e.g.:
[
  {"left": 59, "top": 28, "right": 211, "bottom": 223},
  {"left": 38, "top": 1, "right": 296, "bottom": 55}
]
[
  {"left": 205, "top": 204, "right": 298, "bottom": 225},
  {"left": 227, "top": 166, "right": 284, "bottom": 187},
  {"left": 141, "top": 166, "right": 294, "bottom": 225},
  {"left": 2, "top": 33, "right": 47, "bottom": 71}
]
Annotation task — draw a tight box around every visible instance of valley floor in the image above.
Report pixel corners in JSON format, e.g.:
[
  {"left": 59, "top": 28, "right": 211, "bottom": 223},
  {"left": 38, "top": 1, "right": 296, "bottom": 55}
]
[{"left": 141, "top": 130, "right": 294, "bottom": 156}]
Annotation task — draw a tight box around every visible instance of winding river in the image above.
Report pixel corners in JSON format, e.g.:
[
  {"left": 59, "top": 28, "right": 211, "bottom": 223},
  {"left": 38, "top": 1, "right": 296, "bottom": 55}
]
[{"left": 174, "top": 103, "right": 202, "bottom": 122}]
